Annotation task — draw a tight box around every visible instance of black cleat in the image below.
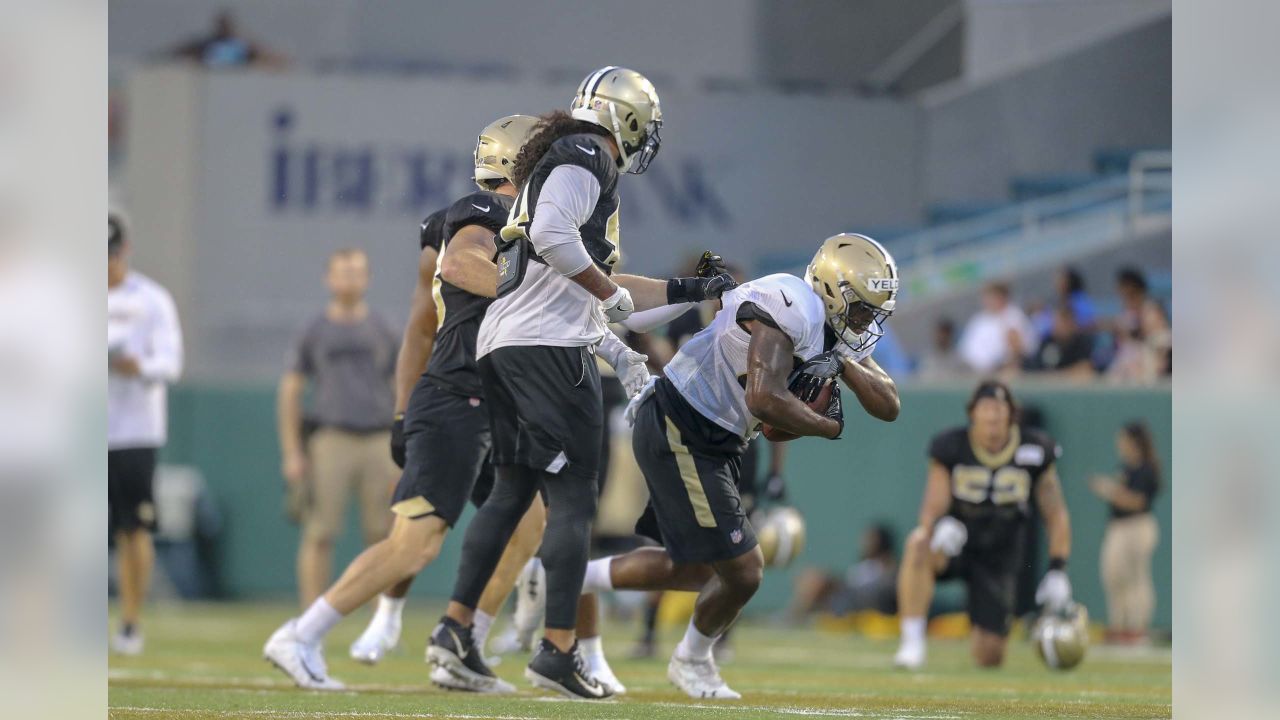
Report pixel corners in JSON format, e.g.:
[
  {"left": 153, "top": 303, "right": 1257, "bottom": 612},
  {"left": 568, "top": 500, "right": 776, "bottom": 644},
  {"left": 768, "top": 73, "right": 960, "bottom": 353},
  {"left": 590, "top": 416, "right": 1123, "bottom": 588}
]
[
  {"left": 426, "top": 617, "right": 511, "bottom": 693},
  {"left": 524, "top": 639, "right": 613, "bottom": 700}
]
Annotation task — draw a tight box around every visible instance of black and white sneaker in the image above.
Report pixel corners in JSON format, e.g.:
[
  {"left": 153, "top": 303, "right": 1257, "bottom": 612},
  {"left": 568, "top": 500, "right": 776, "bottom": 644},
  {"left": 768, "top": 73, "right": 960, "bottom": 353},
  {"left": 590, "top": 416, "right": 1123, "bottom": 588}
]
[
  {"left": 426, "top": 617, "right": 512, "bottom": 693},
  {"left": 524, "top": 639, "right": 613, "bottom": 700}
]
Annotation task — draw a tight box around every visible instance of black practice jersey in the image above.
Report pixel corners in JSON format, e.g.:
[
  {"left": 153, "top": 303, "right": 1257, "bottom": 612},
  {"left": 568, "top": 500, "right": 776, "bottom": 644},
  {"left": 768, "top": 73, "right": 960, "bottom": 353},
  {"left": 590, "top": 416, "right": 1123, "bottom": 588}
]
[
  {"left": 423, "top": 190, "right": 513, "bottom": 397},
  {"left": 505, "top": 133, "right": 621, "bottom": 273},
  {"left": 928, "top": 425, "right": 1060, "bottom": 552},
  {"left": 419, "top": 208, "right": 448, "bottom": 252}
]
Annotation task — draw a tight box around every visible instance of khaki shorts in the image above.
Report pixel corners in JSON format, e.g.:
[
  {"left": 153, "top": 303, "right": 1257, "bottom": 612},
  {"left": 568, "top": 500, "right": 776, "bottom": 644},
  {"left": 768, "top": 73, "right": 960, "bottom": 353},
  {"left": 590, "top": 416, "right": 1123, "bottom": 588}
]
[{"left": 303, "top": 428, "right": 397, "bottom": 544}]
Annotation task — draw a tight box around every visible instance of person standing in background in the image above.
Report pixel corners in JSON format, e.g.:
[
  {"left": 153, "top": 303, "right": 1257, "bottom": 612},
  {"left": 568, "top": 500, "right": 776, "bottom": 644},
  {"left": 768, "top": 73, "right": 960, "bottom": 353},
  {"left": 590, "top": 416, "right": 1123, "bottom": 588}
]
[
  {"left": 108, "top": 213, "right": 184, "bottom": 655},
  {"left": 277, "top": 249, "right": 400, "bottom": 608},
  {"left": 1090, "top": 421, "right": 1162, "bottom": 644}
]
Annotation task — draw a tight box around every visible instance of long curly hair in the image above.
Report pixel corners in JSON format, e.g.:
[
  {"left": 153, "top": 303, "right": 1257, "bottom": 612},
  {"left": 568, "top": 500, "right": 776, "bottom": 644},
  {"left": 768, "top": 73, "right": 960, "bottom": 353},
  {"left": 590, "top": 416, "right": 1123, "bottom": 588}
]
[{"left": 511, "top": 110, "right": 611, "bottom": 189}]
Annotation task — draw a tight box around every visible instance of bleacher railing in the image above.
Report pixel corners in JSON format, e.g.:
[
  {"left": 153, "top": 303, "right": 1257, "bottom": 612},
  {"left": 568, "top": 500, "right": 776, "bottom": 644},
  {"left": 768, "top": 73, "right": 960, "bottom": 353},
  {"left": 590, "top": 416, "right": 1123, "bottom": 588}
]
[{"left": 897, "top": 151, "right": 1171, "bottom": 303}]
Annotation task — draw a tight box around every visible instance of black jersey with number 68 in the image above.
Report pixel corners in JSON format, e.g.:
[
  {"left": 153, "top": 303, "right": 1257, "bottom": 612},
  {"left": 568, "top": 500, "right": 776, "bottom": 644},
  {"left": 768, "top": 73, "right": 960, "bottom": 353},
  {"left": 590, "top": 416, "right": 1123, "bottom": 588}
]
[{"left": 928, "top": 425, "right": 1060, "bottom": 552}]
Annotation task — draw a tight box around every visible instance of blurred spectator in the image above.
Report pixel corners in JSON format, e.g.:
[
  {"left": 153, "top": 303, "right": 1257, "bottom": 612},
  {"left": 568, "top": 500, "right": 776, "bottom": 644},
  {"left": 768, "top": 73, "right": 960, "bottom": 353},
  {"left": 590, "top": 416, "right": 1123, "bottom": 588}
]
[
  {"left": 1089, "top": 421, "right": 1161, "bottom": 644},
  {"left": 1106, "top": 268, "right": 1172, "bottom": 383},
  {"left": 108, "top": 212, "right": 184, "bottom": 655},
  {"left": 277, "top": 249, "right": 400, "bottom": 608},
  {"left": 1023, "top": 304, "right": 1096, "bottom": 378},
  {"left": 957, "top": 282, "right": 1036, "bottom": 373},
  {"left": 1033, "top": 266, "right": 1097, "bottom": 340},
  {"left": 916, "top": 318, "right": 967, "bottom": 382},
  {"left": 786, "top": 523, "right": 898, "bottom": 622},
  {"left": 169, "top": 11, "right": 286, "bottom": 69}
]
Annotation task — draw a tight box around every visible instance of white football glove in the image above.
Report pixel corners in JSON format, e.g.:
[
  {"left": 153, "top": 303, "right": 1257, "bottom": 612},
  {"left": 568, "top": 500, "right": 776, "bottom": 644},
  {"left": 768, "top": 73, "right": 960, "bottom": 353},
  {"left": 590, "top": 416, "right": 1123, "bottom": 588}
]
[
  {"left": 602, "top": 286, "right": 635, "bottom": 323},
  {"left": 1035, "top": 569, "right": 1073, "bottom": 611},
  {"left": 623, "top": 376, "right": 658, "bottom": 427},
  {"left": 929, "top": 516, "right": 968, "bottom": 557},
  {"left": 616, "top": 350, "right": 651, "bottom": 397}
]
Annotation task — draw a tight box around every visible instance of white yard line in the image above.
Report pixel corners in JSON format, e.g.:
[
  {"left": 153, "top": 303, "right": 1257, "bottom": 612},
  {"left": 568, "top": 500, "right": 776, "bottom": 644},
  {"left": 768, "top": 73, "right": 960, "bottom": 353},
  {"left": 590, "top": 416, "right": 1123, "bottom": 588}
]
[{"left": 108, "top": 707, "right": 546, "bottom": 720}]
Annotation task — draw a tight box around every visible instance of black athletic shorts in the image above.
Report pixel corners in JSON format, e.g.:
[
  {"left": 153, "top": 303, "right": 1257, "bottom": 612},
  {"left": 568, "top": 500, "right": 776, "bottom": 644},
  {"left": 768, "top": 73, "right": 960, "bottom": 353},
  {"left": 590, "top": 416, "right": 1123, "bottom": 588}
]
[
  {"left": 108, "top": 447, "right": 158, "bottom": 534},
  {"left": 631, "top": 377, "right": 756, "bottom": 564},
  {"left": 938, "top": 543, "right": 1024, "bottom": 636},
  {"left": 478, "top": 345, "right": 603, "bottom": 482},
  {"left": 391, "top": 377, "right": 493, "bottom": 526}
]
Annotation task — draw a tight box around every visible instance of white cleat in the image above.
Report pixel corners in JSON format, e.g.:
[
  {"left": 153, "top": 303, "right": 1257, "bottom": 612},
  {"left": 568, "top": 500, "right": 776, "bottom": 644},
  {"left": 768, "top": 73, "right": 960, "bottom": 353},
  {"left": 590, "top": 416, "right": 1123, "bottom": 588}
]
[
  {"left": 511, "top": 558, "right": 546, "bottom": 651},
  {"left": 111, "top": 630, "right": 144, "bottom": 656},
  {"left": 487, "top": 626, "right": 524, "bottom": 659},
  {"left": 587, "top": 655, "right": 627, "bottom": 696},
  {"left": 428, "top": 663, "right": 516, "bottom": 694},
  {"left": 667, "top": 653, "right": 741, "bottom": 700},
  {"left": 263, "top": 620, "right": 346, "bottom": 691},
  {"left": 349, "top": 616, "right": 400, "bottom": 665},
  {"left": 893, "top": 641, "right": 926, "bottom": 670}
]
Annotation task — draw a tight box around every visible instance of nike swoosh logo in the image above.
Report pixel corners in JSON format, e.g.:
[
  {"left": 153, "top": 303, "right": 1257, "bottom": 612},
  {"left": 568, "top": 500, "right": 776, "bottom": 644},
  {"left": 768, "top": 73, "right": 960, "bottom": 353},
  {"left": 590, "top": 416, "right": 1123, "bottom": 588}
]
[
  {"left": 446, "top": 627, "right": 469, "bottom": 659},
  {"left": 575, "top": 144, "right": 596, "bottom": 156},
  {"left": 780, "top": 290, "right": 793, "bottom": 307},
  {"left": 574, "top": 673, "right": 605, "bottom": 696},
  {"left": 472, "top": 204, "right": 491, "bottom": 212}
]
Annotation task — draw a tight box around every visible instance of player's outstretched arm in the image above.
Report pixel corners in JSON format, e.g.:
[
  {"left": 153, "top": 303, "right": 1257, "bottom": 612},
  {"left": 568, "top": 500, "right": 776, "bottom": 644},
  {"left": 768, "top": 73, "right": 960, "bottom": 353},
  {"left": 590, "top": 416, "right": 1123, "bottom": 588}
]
[
  {"left": 917, "top": 460, "right": 954, "bottom": 535},
  {"left": 393, "top": 246, "right": 440, "bottom": 413},
  {"left": 744, "top": 320, "right": 842, "bottom": 439},
  {"left": 838, "top": 355, "right": 900, "bottom": 422},
  {"left": 440, "top": 225, "right": 499, "bottom": 298},
  {"left": 1035, "top": 465, "right": 1072, "bottom": 561}
]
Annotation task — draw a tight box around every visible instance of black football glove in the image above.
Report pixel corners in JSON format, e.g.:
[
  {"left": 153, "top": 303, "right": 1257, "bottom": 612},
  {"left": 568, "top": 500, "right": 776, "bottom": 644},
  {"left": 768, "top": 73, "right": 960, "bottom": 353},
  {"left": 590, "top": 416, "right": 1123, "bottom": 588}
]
[
  {"left": 787, "top": 351, "right": 845, "bottom": 402},
  {"left": 695, "top": 250, "right": 730, "bottom": 278},
  {"left": 666, "top": 273, "right": 738, "bottom": 303},
  {"left": 668, "top": 250, "right": 738, "bottom": 303},
  {"left": 823, "top": 383, "right": 845, "bottom": 440},
  {"left": 390, "top": 413, "right": 406, "bottom": 468},
  {"left": 763, "top": 472, "right": 788, "bottom": 502}
]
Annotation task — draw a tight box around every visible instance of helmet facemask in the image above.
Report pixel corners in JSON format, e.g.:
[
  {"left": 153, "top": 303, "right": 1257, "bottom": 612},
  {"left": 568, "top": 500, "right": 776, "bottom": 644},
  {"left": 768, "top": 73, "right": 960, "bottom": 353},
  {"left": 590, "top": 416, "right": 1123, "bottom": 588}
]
[
  {"left": 625, "top": 117, "right": 661, "bottom": 174},
  {"left": 831, "top": 283, "right": 894, "bottom": 355}
]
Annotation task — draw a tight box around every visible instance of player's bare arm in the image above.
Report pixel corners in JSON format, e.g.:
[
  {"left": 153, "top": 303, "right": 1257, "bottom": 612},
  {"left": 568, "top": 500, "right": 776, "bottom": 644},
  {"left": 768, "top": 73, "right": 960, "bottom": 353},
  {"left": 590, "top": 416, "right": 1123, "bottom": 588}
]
[
  {"left": 1035, "top": 464, "right": 1072, "bottom": 560},
  {"left": 276, "top": 370, "right": 307, "bottom": 484},
  {"left": 839, "top": 354, "right": 899, "bottom": 422},
  {"left": 440, "top": 225, "right": 499, "bottom": 298},
  {"left": 743, "top": 320, "right": 841, "bottom": 439},
  {"left": 917, "top": 459, "right": 954, "bottom": 536},
  {"left": 393, "top": 246, "right": 440, "bottom": 413}
]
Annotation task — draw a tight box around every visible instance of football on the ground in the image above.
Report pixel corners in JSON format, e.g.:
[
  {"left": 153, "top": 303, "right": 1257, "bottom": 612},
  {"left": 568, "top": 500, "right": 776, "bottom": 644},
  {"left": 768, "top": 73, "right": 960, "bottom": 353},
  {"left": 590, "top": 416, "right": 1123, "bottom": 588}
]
[{"left": 761, "top": 379, "right": 833, "bottom": 442}]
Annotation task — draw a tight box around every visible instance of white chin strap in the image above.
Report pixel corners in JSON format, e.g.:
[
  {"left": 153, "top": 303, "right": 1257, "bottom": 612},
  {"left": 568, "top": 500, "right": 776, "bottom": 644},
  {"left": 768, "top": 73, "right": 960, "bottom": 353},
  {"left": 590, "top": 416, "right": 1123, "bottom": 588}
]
[{"left": 571, "top": 104, "right": 629, "bottom": 169}]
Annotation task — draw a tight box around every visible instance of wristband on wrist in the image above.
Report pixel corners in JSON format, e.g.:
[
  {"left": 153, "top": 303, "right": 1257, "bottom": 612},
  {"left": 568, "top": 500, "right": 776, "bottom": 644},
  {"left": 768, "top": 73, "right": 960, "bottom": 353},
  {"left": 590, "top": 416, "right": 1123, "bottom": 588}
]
[
  {"left": 1048, "top": 557, "right": 1068, "bottom": 571},
  {"left": 666, "top": 277, "right": 697, "bottom": 304}
]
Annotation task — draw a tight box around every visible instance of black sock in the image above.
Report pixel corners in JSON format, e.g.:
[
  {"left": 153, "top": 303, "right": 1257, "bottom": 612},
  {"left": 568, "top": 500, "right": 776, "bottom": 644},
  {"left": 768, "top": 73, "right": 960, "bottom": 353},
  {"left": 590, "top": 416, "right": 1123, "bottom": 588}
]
[{"left": 450, "top": 465, "right": 539, "bottom": 610}]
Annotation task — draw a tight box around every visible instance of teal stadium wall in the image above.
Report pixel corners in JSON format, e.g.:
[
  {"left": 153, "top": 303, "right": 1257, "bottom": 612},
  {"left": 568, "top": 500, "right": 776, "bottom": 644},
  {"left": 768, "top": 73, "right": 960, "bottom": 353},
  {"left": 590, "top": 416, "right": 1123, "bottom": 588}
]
[{"left": 165, "top": 385, "right": 1172, "bottom": 629}]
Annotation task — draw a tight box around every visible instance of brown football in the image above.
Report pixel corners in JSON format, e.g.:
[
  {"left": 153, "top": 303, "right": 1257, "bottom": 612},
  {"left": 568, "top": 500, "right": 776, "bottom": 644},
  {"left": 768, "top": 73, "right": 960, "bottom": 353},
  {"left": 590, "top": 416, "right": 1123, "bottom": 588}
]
[{"left": 761, "top": 379, "right": 834, "bottom": 442}]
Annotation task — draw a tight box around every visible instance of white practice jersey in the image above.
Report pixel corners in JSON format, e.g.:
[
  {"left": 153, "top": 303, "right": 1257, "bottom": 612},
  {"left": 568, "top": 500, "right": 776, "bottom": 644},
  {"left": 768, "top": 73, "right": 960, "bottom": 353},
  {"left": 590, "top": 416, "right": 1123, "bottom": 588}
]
[
  {"left": 108, "top": 271, "right": 183, "bottom": 449},
  {"left": 664, "top": 273, "right": 878, "bottom": 439}
]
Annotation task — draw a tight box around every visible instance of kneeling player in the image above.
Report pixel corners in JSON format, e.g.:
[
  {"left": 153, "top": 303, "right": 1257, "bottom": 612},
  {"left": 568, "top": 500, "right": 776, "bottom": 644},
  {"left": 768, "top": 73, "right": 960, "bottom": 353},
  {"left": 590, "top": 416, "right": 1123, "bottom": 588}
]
[
  {"left": 580, "top": 233, "right": 901, "bottom": 699},
  {"left": 893, "top": 380, "right": 1074, "bottom": 669}
]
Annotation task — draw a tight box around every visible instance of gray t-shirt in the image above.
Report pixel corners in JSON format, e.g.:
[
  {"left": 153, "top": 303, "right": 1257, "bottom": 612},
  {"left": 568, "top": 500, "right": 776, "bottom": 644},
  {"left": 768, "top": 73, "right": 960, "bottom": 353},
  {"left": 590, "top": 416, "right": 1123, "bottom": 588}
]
[{"left": 288, "top": 312, "right": 399, "bottom": 431}]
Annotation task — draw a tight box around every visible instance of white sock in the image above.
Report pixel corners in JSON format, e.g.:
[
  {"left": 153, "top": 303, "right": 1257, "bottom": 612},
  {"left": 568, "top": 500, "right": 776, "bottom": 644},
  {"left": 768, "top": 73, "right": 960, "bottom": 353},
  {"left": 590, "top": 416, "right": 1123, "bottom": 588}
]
[
  {"left": 473, "top": 610, "right": 494, "bottom": 651},
  {"left": 374, "top": 594, "right": 405, "bottom": 625},
  {"left": 579, "top": 634, "right": 604, "bottom": 662},
  {"left": 295, "top": 597, "right": 343, "bottom": 646},
  {"left": 675, "top": 621, "right": 716, "bottom": 661},
  {"left": 900, "top": 616, "right": 926, "bottom": 646},
  {"left": 582, "top": 557, "right": 614, "bottom": 593}
]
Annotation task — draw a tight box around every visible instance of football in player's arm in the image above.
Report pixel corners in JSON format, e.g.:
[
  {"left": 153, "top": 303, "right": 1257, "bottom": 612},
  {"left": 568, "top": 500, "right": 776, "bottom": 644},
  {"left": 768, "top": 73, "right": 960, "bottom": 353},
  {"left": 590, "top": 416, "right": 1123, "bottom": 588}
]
[{"left": 894, "top": 380, "right": 1072, "bottom": 670}]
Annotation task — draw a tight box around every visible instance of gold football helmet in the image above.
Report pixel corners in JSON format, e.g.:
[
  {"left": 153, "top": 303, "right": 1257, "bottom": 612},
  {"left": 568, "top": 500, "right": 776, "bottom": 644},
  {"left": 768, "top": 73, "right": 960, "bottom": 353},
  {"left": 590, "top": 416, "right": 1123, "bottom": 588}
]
[
  {"left": 570, "top": 66, "right": 663, "bottom": 174},
  {"left": 807, "top": 233, "right": 899, "bottom": 354},
  {"left": 474, "top": 114, "right": 539, "bottom": 190},
  {"left": 756, "top": 507, "right": 807, "bottom": 569},
  {"left": 1032, "top": 602, "right": 1089, "bottom": 670}
]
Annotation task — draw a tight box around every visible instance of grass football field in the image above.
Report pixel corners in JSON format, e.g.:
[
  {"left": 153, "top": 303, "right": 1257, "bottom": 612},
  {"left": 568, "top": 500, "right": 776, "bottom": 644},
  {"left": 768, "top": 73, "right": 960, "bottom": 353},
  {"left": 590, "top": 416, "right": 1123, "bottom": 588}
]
[{"left": 108, "top": 602, "right": 1170, "bottom": 720}]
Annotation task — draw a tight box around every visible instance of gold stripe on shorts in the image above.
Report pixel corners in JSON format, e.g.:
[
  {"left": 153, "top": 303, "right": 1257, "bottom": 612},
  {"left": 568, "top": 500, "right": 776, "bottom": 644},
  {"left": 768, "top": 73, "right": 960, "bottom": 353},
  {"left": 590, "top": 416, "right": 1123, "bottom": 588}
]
[
  {"left": 390, "top": 496, "right": 435, "bottom": 518},
  {"left": 664, "top": 417, "right": 717, "bottom": 528}
]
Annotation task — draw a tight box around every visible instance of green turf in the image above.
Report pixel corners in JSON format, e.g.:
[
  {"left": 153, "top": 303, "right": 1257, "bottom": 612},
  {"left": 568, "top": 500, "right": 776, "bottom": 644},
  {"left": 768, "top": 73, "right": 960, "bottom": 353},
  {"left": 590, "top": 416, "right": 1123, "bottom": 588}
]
[{"left": 108, "top": 602, "right": 1170, "bottom": 719}]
